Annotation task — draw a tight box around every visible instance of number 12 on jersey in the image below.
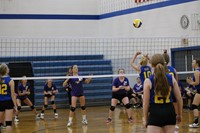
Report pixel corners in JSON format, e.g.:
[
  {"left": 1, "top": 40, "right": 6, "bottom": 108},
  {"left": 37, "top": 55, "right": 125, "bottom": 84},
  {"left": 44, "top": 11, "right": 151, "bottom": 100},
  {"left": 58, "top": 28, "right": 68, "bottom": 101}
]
[{"left": 0, "top": 84, "right": 8, "bottom": 95}]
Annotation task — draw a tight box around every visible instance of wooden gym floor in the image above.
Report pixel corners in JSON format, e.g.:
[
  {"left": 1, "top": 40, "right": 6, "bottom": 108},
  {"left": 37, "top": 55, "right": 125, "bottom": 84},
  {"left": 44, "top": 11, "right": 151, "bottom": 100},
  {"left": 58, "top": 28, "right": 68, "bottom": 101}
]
[{"left": 1, "top": 106, "right": 200, "bottom": 133}]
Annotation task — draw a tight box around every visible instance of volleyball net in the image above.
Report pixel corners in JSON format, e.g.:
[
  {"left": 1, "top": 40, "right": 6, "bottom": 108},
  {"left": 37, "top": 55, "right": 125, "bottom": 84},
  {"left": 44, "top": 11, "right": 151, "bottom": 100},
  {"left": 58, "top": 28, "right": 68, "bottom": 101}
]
[{"left": 0, "top": 37, "right": 199, "bottom": 106}]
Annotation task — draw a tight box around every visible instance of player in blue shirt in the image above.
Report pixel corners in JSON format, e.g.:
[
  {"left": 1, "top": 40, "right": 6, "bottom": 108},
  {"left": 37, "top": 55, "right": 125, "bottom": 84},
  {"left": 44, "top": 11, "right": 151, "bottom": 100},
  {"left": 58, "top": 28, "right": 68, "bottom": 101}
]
[
  {"left": 162, "top": 49, "right": 180, "bottom": 132},
  {"left": 106, "top": 69, "right": 132, "bottom": 124},
  {"left": 130, "top": 52, "right": 151, "bottom": 84},
  {"left": 66, "top": 65, "right": 92, "bottom": 127},
  {"left": 162, "top": 49, "right": 178, "bottom": 80},
  {"left": 40, "top": 79, "right": 58, "bottom": 119},
  {"left": 0, "top": 63, "right": 17, "bottom": 133},
  {"left": 186, "top": 59, "right": 200, "bottom": 128},
  {"left": 143, "top": 54, "right": 182, "bottom": 133},
  {"left": 14, "top": 76, "right": 40, "bottom": 122}
]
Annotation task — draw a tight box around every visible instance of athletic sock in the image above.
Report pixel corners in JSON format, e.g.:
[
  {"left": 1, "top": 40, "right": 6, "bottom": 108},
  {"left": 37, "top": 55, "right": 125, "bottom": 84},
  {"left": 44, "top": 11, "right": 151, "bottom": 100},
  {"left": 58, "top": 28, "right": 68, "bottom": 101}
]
[
  {"left": 54, "top": 109, "right": 57, "bottom": 113},
  {"left": 82, "top": 115, "right": 86, "bottom": 120},
  {"left": 194, "top": 117, "right": 199, "bottom": 124}
]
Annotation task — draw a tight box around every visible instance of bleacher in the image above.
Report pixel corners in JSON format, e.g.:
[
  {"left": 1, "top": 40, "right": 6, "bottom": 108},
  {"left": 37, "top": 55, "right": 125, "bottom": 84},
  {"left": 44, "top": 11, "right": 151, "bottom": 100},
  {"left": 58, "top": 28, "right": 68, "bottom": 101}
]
[{"left": 0, "top": 55, "right": 113, "bottom": 108}]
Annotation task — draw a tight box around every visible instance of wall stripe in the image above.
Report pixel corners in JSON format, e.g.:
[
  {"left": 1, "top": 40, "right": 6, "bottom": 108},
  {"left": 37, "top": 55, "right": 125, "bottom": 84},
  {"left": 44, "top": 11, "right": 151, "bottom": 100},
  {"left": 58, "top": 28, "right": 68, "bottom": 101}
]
[
  {"left": 100, "top": 0, "right": 197, "bottom": 19},
  {"left": 0, "top": 0, "right": 197, "bottom": 20},
  {"left": 0, "top": 14, "right": 99, "bottom": 20}
]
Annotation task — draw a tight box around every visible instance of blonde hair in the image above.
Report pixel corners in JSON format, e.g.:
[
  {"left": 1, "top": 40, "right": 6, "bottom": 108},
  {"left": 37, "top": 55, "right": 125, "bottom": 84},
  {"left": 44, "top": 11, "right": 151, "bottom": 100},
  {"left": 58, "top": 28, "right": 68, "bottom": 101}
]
[
  {"left": 0, "top": 63, "right": 9, "bottom": 76},
  {"left": 139, "top": 55, "right": 148, "bottom": 66},
  {"left": 0, "top": 63, "right": 9, "bottom": 85}
]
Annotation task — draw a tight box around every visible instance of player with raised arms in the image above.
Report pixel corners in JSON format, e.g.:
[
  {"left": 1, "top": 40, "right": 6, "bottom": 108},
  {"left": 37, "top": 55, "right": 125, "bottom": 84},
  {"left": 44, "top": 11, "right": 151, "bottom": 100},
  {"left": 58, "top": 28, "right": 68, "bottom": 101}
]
[{"left": 130, "top": 51, "right": 151, "bottom": 85}]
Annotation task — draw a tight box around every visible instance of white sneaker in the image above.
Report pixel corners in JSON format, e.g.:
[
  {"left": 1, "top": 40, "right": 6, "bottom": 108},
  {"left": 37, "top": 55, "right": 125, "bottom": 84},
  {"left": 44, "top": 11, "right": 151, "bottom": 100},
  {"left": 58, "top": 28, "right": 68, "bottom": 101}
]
[
  {"left": 82, "top": 119, "right": 88, "bottom": 125},
  {"left": 0, "top": 125, "right": 6, "bottom": 129},
  {"left": 174, "top": 125, "right": 179, "bottom": 133},
  {"left": 14, "top": 116, "right": 19, "bottom": 122},
  {"left": 189, "top": 123, "right": 199, "bottom": 128},
  {"left": 40, "top": 113, "right": 44, "bottom": 119},
  {"left": 35, "top": 114, "right": 40, "bottom": 120},
  {"left": 54, "top": 113, "right": 58, "bottom": 119},
  {"left": 67, "top": 121, "right": 73, "bottom": 127},
  {"left": 67, "top": 127, "right": 73, "bottom": 133}
]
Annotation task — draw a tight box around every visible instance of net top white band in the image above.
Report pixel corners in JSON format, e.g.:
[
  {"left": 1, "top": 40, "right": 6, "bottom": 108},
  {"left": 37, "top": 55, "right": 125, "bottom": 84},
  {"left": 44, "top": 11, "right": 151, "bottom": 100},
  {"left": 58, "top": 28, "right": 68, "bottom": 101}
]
[{"left": 11, "top": 71, "right": 194, "bottom": 80}]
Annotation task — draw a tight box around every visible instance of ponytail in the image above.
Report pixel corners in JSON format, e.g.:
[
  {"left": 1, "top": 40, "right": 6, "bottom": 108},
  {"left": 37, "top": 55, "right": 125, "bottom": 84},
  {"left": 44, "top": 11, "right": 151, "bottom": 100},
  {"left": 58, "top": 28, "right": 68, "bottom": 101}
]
[{"left": 154, "top": 64, "right": 170, "bottom": 97}]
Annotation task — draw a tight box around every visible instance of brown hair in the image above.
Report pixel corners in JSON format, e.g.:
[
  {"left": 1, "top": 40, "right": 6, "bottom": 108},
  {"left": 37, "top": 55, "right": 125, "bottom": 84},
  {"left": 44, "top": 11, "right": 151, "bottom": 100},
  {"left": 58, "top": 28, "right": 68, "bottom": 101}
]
[
  {"left": 162, "top": 50, "right": 170, "bottom": 65},
  {"left": 151, "top": 54, "right": 170, "bottom": 97},
  {"left": 195, "top": 59, "right": 200, "bottom": 67},
  {"left": 118, "top": 68, "right": 125, "bottom": 74}
]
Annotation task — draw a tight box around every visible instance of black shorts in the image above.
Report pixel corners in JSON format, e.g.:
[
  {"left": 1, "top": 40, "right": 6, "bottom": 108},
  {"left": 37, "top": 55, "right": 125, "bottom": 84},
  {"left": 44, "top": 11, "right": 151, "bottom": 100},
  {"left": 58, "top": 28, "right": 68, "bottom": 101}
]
[
  {"left": 112, "top": 92, "right": 127, "bottom": 102},
  {"left": 148, "top": 103, "right": 176, "bottom": 127},
  {"left": 74, "top": 94, "right": 83, "bottom": 97},
  {"left": 45, "top": 94, "right": 55, "bottom": 98},
  {"left": 17, "top": 96, "right": 28, "bottom": 101},
  {"left": 128, "top": 94, "right": 134, "bottom": 100},
  {"left": 185, "top": 92, "right": 195, "bottom": 99},
  {"left": 133, "top": 92, "right": 143, "bottom": 99},
  {"left": 0, "top": 100, "right": 14, "bottom": 112}
]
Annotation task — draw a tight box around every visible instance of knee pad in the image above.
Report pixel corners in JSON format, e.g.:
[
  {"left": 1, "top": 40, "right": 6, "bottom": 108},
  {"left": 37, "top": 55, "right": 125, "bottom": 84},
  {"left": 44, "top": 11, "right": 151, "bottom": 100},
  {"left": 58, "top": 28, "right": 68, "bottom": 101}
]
[
  {"left": 30, "top": 105, "right": 35, "bottom": 110},
  {"left": 70, "top": 107, "right": 76, "bottom": 112},
  {"left": 125, "top": 103, "right": 131, "bottom": 109},
  {"left": 81, "top": 106, "right": 86, "bottom": 110},
  {"left": 110, "top": 106, "right": 115, "bottom": 111},
  {"left": 44, "top": 104, "right": 48, "bottom": 109},
  {"left": 51, "top": 101, "right": 55, "bottom": 105},
  {"left": 191, "top": 104, "right": 198, "bottom": 110},
  {"left": 5, "top": 121, "right": 12, "bottom": 126},
  {"left": 17, "top": 106, "right": 21, "bottom": 111}
]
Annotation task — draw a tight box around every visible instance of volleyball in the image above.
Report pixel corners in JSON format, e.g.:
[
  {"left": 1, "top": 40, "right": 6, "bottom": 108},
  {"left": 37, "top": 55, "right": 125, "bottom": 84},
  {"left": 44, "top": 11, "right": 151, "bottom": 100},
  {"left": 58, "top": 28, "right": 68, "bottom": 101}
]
[{"left": 133, "top": 19, "right": 142, "bottom": 28}]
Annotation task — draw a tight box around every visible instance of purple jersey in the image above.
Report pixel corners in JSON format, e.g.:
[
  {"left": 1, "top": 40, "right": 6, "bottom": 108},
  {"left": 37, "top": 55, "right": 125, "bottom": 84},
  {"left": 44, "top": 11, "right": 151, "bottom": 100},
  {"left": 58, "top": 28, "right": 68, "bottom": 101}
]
[
  {"left": 133, "top": 83, "right": 143, "bottom": 93},
  {"left": 17, "top": 83, "right": 31, "bottom": 100},
  {"left": 68, "top": 77, "right": 86, "bottom": 96},
  {"left": 112, "top": 77, "right": 129, "bottom": 94},
  {"left": 44, "top": 84, "right": 57, "bottom": 93},
  {"left": 192, "top": 68, "right": 200, "bottom": 91}
]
